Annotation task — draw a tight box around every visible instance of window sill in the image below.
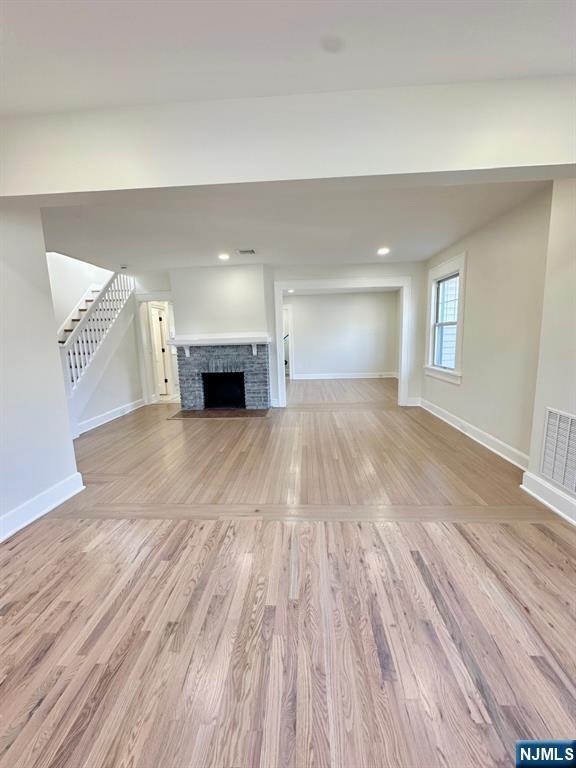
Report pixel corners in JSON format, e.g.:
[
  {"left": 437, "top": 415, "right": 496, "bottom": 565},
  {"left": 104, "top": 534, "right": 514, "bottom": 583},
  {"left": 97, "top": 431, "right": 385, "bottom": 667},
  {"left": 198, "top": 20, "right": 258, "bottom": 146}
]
[{"left": 424, "top": 366, "right": 462, "bottom": 385}]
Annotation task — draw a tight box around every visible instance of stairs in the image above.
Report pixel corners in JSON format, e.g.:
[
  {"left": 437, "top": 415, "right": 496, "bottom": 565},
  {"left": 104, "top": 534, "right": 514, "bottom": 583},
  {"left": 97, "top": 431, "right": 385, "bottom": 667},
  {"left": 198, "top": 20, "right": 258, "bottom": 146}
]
[
  {"left": 59, "top": 273, "right": 135, "bottom": 393},
  {"left": 58, "top": 289, "right": 101, "bottom": 344}
]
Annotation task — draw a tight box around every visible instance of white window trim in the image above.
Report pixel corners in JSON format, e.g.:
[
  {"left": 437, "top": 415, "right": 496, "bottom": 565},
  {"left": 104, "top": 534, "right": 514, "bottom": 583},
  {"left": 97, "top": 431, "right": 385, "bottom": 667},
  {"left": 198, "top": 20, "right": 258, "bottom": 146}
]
[{"left": 425, "top": 252, "right": 466, "bottom": 385}]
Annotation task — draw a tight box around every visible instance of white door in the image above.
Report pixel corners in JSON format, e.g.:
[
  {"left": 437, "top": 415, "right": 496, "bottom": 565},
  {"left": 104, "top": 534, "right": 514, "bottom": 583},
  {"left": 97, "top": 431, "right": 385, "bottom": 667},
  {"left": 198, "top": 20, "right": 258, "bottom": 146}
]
[{"left": 150, "top": 305, "right": 169, "bottom": 395}]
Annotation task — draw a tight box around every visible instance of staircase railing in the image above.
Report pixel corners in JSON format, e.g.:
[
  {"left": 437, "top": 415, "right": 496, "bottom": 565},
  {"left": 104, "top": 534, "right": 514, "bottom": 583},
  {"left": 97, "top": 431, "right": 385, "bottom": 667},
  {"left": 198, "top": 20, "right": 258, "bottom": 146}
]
[{"left": 60, "top": 272, "right": 135, "bottom": 392}]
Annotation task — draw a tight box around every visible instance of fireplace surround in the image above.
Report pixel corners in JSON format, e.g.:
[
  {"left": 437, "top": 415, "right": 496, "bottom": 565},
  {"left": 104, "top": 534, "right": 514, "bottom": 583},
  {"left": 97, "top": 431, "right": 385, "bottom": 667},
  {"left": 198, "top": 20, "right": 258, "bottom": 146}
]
[{"left": 171, "top": 335, "right": 271, "bottom": 410}]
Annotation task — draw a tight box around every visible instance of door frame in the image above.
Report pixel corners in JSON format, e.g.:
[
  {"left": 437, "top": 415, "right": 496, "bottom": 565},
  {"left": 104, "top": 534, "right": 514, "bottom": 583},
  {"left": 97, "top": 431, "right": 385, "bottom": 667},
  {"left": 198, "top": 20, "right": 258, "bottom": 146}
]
[
  {"left": 273, "top": 277, "right": 414, "bottom": 407},
  {"left": 135, "top": 298, "right": 178, "bottom": 403},
  {"left": 282, "top": 303, "right": 295, "bottom": 380},
  {"left": 149, "top": 302, "right": 170, "bottom": 395}
]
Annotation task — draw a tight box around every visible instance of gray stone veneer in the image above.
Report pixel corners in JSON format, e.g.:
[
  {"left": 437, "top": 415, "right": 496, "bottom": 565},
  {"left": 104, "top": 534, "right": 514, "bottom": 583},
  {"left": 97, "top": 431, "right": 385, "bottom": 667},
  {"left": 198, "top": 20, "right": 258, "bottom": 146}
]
[{"left": 176, "top": 344, "right": 271, "bottom": 410}]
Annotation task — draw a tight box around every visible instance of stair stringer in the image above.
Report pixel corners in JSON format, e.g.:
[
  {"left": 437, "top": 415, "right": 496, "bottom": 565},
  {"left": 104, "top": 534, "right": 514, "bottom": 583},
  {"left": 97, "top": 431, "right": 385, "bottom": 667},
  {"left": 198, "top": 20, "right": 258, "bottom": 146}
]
[{"left": 66, "top": 295, "right": 138, "bottom": 437}]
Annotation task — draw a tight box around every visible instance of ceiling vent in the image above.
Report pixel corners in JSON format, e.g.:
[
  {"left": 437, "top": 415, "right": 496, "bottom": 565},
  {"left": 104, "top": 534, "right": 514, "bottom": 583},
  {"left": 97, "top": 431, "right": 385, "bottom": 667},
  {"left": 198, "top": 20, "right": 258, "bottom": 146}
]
[
  {"left": 236, "top": 249, "right": 256, "bottom": 256},
  {"left": 541, "top": 408, "right": 576, "bottom": 494}
]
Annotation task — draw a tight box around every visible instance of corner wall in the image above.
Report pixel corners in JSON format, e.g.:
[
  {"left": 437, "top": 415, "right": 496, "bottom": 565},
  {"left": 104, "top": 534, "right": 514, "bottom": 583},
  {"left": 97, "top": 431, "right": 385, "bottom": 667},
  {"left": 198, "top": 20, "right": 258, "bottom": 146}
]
[
  {"left": 523, "top": 179, "right": 576, "bottom": 522},
  {"left": 0, "top": 207, "right": 83, "bottom": 541},
  {"left": 421, "top": 189, "right": 553, "bottom": 466}
]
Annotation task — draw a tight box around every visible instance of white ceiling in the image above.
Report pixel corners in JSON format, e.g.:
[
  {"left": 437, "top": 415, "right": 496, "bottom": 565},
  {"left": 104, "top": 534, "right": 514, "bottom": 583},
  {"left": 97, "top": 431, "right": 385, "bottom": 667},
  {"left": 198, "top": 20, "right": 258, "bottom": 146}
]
[
  {"left": 41, "top": 176, "right": 548, "bottom": 271},
  {"left": 2, "top": 0, "right": 574, "bottom": 115}
]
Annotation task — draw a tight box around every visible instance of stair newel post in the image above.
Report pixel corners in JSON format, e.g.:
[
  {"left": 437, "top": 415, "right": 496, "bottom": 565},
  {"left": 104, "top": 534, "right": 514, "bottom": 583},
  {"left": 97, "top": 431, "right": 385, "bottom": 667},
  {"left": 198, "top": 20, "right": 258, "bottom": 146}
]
[{"left": 64, "top": 349, "right": 70, "bottom": 387}]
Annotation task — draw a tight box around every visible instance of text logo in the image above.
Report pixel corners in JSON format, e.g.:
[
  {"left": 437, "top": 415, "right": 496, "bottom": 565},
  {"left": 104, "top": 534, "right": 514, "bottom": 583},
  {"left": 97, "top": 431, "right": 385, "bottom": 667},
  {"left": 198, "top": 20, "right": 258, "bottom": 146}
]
[{"left": 516, "top": 741, "right": 576, "bottom": 767}]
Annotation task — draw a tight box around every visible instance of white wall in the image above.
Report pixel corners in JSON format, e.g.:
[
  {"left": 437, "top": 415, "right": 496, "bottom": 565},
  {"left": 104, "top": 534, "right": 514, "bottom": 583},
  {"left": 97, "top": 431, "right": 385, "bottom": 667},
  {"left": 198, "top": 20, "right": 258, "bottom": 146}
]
[
  {"left": 422, "top": 189, "right": 553, "bottom": 463},
  {"left": 286, "top": 292, "right": 398, "bottom": 378},
  {"left": 170, "top": 264, "right": 268, "bottom": 334},
  {"left": 1, "top": 79, "right": 573, "bottom": 197},
  {"left": 46, "top": 251, "right": 112, "bottom": 328},
  {"left": 523, "top": 180, "right": 576, "bottom": 520},
  {"left": 77, "top": 315, "right": 144, "bottom": 430},
  {"left": 134, "top": 270, "right": 172, "bottom": 299},
  {"left": 0, "top": 207, "right": 83, "bottom": 541}
]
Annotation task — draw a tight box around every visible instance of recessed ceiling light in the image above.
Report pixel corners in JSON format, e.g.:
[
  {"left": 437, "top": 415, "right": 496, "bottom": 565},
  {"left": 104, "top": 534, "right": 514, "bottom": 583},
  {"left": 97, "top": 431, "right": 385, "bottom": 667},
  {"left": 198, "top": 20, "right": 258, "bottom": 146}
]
[
  {"left": 377, "top": 247, "right": 391, "bottom": 256},
  {"left": 218, "top": 253, "right": 230, "bottom": 261},
  {"left": 287, "top": 289, "right": 295, "bottom": 294}
]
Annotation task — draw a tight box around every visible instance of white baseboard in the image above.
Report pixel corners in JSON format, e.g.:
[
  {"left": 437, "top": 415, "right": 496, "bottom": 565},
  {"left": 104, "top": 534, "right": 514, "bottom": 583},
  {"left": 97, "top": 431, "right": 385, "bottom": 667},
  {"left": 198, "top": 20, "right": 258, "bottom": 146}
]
[
  {"left": 0, "top": 472, "right": 85, "bottom": 543},
  {"left": 77, "top": 398, "right": 146, "bottom": 435},
  {"left": 420, "top": 399, "right": 529, "bottom": 470},
  {"left": 402, "top": 397, "right": 422, "bottom": 407},
  {"left": 521, "top": 472, "right": 576, "bottom": 526},
  {"left": 291, "top": 372, "right": 398, "bottom": 380}
]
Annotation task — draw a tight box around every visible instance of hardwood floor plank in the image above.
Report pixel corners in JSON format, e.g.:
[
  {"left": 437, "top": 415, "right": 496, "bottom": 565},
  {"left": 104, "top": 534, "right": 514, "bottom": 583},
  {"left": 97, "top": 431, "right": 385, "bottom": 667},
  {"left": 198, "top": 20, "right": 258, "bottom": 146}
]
[{"left": 1, "top": 380, "right": 573, "bottom": 768}]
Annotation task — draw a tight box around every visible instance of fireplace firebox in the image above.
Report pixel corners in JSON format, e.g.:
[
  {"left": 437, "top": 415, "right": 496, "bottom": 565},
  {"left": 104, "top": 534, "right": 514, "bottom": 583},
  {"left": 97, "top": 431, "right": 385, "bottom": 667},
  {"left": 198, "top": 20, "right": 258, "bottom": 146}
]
[
  {"left": 173, "top": 342, "right": 270, "bottom": 410},
  {"left": 202, "top": 372, "right": 246, "bottom": 409}
]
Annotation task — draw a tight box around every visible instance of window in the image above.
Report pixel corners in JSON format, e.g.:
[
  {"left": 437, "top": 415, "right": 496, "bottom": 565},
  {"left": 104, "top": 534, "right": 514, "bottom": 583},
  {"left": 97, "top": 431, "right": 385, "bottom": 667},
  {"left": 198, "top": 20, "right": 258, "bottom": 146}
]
[
  {"left": 433, "top": 274, "right": 459, "bottom": 369},
  {"left": 425, "top": 254, "right": 465, "bottom": 384}
]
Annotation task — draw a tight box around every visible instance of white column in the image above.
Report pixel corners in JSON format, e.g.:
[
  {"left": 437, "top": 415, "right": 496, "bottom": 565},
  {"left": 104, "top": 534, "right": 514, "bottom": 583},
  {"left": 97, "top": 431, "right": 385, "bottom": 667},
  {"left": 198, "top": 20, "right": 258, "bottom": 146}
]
[
  {"left": 523, "top": 179, "right": 576, "bottom": 522},
  {"left": 0, "top": 206, "right": 83, "bottom": 541}
]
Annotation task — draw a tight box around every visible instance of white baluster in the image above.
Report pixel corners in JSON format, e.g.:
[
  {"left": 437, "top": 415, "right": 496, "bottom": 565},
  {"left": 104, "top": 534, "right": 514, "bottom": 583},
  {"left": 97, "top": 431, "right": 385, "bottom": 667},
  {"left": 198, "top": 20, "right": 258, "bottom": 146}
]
[
  {"left": 88, "top": 317, "right": 95, "bottom": 354},
  {"left": 81, "top": 329, "right": 89, "bottom": 368},
  {"left": 71, "top": 348, "right": 78, "bottom": 386},
  {"left": 68, "top": 350, "right": 75, "bottom": 386},
  {"left": 76, "top": 339, "right": 83, "bottom": 376}
]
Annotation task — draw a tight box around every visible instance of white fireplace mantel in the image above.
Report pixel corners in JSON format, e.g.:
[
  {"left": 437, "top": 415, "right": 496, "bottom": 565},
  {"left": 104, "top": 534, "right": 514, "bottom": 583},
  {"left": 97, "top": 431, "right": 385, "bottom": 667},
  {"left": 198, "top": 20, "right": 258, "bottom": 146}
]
[{"left": 167, "top": 332, "right": 272, "bottom": 357}]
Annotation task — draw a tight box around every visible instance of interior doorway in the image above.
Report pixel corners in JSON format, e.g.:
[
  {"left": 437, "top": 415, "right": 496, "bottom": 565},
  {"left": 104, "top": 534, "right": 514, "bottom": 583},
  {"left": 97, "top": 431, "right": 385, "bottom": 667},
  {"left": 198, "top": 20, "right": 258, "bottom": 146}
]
[
  {"left": 282, "top": 305, "right": 293, "bottom": 380},
  {"left": 147, "top": 301, "right": 178, "bottom": 399},
  {"left": 274, "top": 277, "right": 413, "bottom": 408}
]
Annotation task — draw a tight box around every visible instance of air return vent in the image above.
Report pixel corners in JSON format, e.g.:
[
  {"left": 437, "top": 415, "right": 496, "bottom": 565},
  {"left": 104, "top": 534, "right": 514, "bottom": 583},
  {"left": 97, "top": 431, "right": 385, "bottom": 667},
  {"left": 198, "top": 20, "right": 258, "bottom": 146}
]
[
  {"left": 541, "top": 408, "right": 576, "bottom": 494},
  {"left": 236, "top": 249, "right": 256, "bottom": 256}
]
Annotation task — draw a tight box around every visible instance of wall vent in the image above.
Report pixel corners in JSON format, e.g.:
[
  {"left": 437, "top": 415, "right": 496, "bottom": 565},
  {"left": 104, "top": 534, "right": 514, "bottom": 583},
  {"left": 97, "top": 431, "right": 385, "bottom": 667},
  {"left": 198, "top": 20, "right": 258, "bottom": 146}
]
[
  {"left": 236, "top": 249, "right": 256, "bottom": 256},
  {"left": 541, "top": 408, "right": 576, "bottom": 494}
]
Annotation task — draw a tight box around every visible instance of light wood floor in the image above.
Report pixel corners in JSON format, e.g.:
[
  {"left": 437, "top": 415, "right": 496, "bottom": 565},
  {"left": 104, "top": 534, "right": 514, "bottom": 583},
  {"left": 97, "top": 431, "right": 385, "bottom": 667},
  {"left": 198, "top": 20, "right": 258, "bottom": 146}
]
[{"left": 1, "top": 380, "right": 574, "bottom": 768}]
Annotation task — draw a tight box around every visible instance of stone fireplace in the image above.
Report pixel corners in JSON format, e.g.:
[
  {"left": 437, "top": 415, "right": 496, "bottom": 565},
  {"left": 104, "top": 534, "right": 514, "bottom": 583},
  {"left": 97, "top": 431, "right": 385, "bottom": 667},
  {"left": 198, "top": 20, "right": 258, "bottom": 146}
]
[{"left": 170, "top": 334, "right": 271, "bottom": 410}]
